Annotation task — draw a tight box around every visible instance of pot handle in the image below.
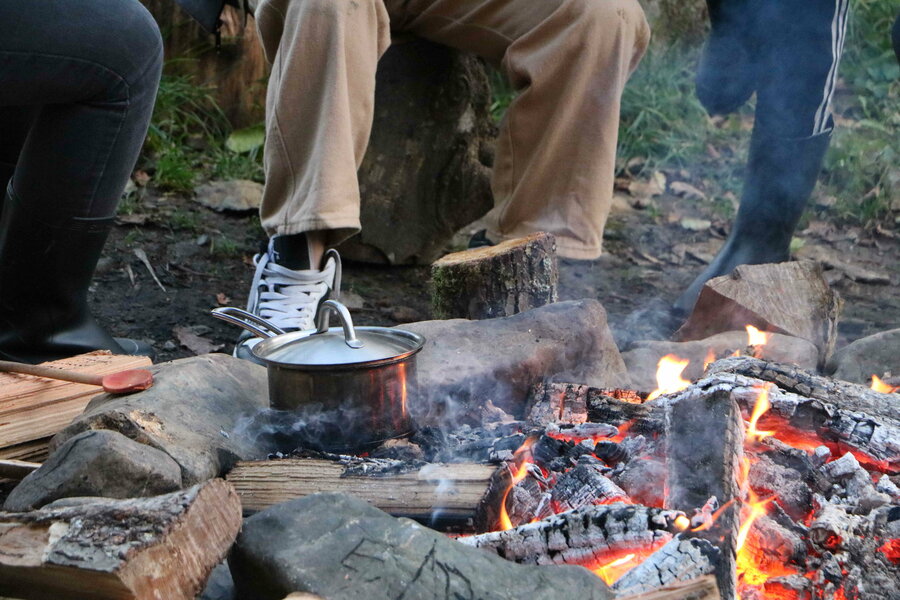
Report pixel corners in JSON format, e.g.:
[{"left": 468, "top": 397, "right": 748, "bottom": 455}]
[
  {"left": 210, "top": 307, "right": 287, "bottom": 339},
  {"left": 316, "top": 300, "right": 364, "bottom": 349}
]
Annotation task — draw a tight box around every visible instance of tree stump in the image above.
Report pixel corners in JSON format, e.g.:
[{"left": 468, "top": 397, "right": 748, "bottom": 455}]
[
  {"left": 430, "top": 232, "right": 559, "bottom": 320},
  {"left": 339, "top": 39, "right": 497, "bottom": 265}
]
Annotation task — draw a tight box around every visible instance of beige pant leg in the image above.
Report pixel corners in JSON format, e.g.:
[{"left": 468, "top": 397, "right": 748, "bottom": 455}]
[
  {"left": 387, "top": 0, "right": 650, "bottom": 259},
  {"left": 255, "top": 0, "right": 391, "bottom": 245}
]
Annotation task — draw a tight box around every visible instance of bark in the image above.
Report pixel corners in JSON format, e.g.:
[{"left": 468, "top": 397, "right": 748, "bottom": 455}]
[
  {"left": 340, "top": 39, "right": 497, "bottom": 265},
  {"left": 0, "top": 479, "right": 241, "bottom": 600},
  {"left": 457, "top": 502, "right": 685, "bottom": 566},
  {"left": 225, "top": 458, "right": 497, "bottom": 526},
  {"left": 611, "top": 538, "right": 721, "bottom": 597},
  {"left": 431, "top": 233, "right": 559, "bottom": 320}
]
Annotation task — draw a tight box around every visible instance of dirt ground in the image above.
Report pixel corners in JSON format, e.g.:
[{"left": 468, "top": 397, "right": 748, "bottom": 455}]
[{"left": 90, "top": 186, "right": 900, "bottom": 365}]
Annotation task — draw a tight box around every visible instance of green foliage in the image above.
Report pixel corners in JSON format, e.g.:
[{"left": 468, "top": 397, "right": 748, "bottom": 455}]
[
  {"left": 147, "top": 67, "right": 228, "bottom": 152},
  {"left": 226, "top": 124, "right": 266, "bottom": 154},
  {"left": 154, "top": 143, "right": 197, "bottom": 193}
]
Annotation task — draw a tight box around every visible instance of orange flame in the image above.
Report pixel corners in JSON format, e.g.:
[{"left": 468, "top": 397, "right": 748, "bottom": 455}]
[
  {"left": 703, "top": 349, "right": 717, "bottom": 370},
  {"left": 746, "top": 325, "right": 769, "bottom": 347},
  {"left": 593, "top": 553, "right": 637, "bottom": 585},
  {"left": 746, "top": 384, "right": 776, "bottom": 443},
  {"left": 647, "top": 355, "right": 691, "bottom": 401},
  {"left": 872, "top": 375, "right": 898, "bottom": 394},
  {"left": 497, "top": 438, "right": 536, "bottom": 531}
]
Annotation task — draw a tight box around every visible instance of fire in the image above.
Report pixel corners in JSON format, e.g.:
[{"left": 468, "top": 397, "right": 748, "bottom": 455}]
[
  {"left": 497, "top": 438, "right": 536, "bottom": 531},
  {"left": 746, "top": 384, "right": 775, "bottom": 443},
  {"left": 703, "top": 349, "right": 716, "bottom": 370},
  {"left": 871, "top": 375, "right": 898, "bottom": 394},
  {"left": 735, "top": 457, "right": 784, "bottom": 588},
  {"left": 647, "top": 355, "right": 691, "bottom": 401},
  {"left": 674, "top": 515, "right": 691, "bottom": 531},
  {"left": 879, "top": 539, "right": 900, "bottom": 564},
  {"left": 746, "top": 325, "right": 769, "bottom": 347},
  {"left": 593, "top": 553, "right": 637, "bottom": 585}
]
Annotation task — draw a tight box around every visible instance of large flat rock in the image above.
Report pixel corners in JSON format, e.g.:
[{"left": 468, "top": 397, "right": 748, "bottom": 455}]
[
  {"left": 827, "top": 328, "right": 900, "bottom": 384},
  {"left": 50, "top": 354, "right": 270, "bottom": 485},
  {"left": 228, "top": 493, "right": 613, "bottom": 600},
  {"left": 403, "top": 300, "right": 629, "bottom": 425}
]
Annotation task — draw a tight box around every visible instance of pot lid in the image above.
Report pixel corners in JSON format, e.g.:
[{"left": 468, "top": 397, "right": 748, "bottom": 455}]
[{"left": 258, "top": 326, "right": 424, "bottom": 366}]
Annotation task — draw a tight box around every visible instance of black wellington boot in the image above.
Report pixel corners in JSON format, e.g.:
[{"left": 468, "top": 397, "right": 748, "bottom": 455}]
[
  {"left": 0, "top": 195, "right": 153, "bottom": 363},
  {"left": 673, "top": 129, "right": 832, "bottom": 317},
  {"left": 696, "top": 0, "right": 760, "bottom": 116}
]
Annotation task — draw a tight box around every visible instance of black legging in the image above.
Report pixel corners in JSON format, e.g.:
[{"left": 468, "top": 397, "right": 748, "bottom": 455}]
[{"left": 0, "top": 0, "right": 163, "bottom": 221}]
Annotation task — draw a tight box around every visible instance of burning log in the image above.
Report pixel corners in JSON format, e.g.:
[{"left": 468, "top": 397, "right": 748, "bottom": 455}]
[
  {"left": 457, "top": 502, "right": 685, "bottom": 566},
  {"left": 665, "top": 389, "right": 745, "bottom": 600},
  {"left": 611, "top": 537, "right": 721, "bottom": 596},
  {"left": 616, "top": 576, "right": 720, "bottom": 600},
  {"left": 430, "top": 232, "right": 558, "bottom": 320},
  {"left": 550, "top": 463, "right": 629, "bottom": 512},
  {"left": 0, "top": 479, "right": 241, "bottom": 600},
  {"left": 674, "top": 261, "right": 842, "bottom": 366},
  {"left": 225, "top": 458, "right": 497, "bottom": 525}
]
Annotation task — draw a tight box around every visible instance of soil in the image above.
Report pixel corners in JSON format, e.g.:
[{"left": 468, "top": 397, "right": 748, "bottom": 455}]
[{"left": 90, "top": 185, "right": 900, "bottom": 368}]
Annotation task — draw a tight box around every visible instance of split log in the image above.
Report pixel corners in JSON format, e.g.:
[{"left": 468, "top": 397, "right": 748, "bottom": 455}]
[
  {"left": 0, "top": 460, "right": 40, "bottom": 481},
  {"left": 457, "top": 502, "right": 685, "bottom": 566},
  {"left": 226, "top": 458, "right": 497, "bottom": 525},
  {"left": 674, "top": 261, "right": 842, "bottom": 366},
  {"left": 0, "top": 352, "right": 152, "bottom": 457},
  {"left": 431, "top": 232, "right": 559, "bottom": 320},
  {"left": 665, "top": 389, "right": 744, "bottom": 600},
  {"left": 525, "top": 381, "right": 661, "bottom": 434},
  {"left": 617, "top": 576, "right": 719, "bottom": 600},
  {"left": 611, "top": 538, "right": 721, "bottom": 597},
  {"left": 0, "top": 479, "right": 241, "bottom": 600}
]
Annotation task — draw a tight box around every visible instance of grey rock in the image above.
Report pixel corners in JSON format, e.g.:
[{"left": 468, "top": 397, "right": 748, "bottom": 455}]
[
  {"left": 403, "top": 300, "right": 629, "bottom": 425},
  {"left": 194, "top": 179, "right": 263, "bottom": 212},
  {"left": 622, "top": 330, "right": 818, "bottom": 392},
  {"left": 229, "top": 493, "right": 612, "bottom": 600},
  {"left": 50, "top": 354, "right": 269, "bottom": 485},
  {"left": 199, "top": 562, "right": 235, "bottom": 600},
  {"left": 827, "top": 328, "right": 900, "bottom": 384},
  {"left": 3, "top": 430, "right": 182, "bottom": 511}
]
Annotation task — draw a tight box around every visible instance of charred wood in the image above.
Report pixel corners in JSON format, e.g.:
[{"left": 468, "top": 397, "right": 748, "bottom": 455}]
[
  {"left": 616, "top": 576, "right": 720, "bottom": 600},
  {"left": 550, "top": 464, "right": 628, "bottom": 512},
  {"left": 459, "top": 502, "right": 685, "bottom": 566},
  {"left": 611, "top": 537, "right": 721, "bottom": 596}
]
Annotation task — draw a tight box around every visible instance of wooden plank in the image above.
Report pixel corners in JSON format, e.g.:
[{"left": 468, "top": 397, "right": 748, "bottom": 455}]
[
  {"left": 0, "top": 440, "right": 50, "bottom": 462},
  {"left": 226, "top": 459, "right": 497, "bottom": 523},
  {"left": 0, "top": 352, "right": 151, "bottom": 450},
  {"left": 0, "top": 460, "right": 40, "bottom": 480},
  {"left": 617, "top": 575, "right": 719, "bottom": 600},
  {"left": 0, "top": 480, "right": 241, "bottom": 600}
]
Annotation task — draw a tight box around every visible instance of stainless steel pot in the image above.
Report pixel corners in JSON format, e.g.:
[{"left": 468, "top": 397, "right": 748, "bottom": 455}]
[{"left": 212, "top": 300, "right": 425, "bottom": 451}]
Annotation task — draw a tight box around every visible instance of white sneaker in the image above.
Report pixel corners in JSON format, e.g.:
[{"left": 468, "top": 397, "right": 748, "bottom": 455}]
[{"left": 233, "top": 241, "right": 341, "bottom": 362}]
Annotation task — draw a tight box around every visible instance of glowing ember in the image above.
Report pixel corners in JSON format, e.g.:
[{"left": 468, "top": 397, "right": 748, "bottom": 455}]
[
  {"left": 746, "top": 384, "right": 776, "bottom": 443},
  {"left": 871, "top": 375, "right": 899, "bottom": 394},
  {"left": 879, "top": 539, "right": 900, "bottom": 564},
  {"left": 593, "top": 553, "right": 637, "bottom": 585},
  {"left": 674, "top": 515, "right": 691, "bottom": 531},
  {"left": 497, "top": 438, "right": 536, "bottom": 531},
  {"left": 647, "top": 354, "right": 691, "bottom": 401}
]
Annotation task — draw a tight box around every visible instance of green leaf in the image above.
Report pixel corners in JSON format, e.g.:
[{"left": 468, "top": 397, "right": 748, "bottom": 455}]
[{"left": 226, "top": 124, "right": 266, "bottom": 154}]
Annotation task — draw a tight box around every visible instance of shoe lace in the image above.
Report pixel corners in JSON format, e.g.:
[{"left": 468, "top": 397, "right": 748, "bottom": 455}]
[{"left": 247, "top": 249, "right": 342, "bottom": 332}]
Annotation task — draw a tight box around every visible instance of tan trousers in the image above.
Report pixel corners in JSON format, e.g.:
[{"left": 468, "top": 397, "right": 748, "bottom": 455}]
[{"left": 256, "top": 0, "right": 650, "bottom": 259}]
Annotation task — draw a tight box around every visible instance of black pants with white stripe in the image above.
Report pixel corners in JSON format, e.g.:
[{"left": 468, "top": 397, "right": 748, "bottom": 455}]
[{"left": 749, "top": 0, "right": 850, "bottom": 139}]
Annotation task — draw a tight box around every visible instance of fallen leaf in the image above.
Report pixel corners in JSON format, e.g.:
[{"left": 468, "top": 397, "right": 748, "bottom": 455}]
[
  {"left": 216, "top": 293, "right": 231, "bottom": 306},
  {"left": 174, "top": 326, "right": 224, "bottom": 355},
  {"left": 679, "top": 217, "right": 712, "bottom": 231},
  {"left": 225, "top": 123, "right": 266, "bottom": 154},
  {"left": 670, "top": 181, "right": 707, "bottom": 201},
  {"left": 116, "top": 214, "right": 150, "bottom": 226}
]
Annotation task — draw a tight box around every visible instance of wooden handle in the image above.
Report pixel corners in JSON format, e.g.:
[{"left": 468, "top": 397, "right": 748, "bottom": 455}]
[{"left": 0, "top": 359, "right": 104, "bottom": 386}]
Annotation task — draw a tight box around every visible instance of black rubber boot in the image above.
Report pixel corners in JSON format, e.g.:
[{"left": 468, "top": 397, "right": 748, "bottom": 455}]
[
  {"left": 696, "top": 0, "right": 760, "bottom": 116},
  {"left": 674, "top": 129, "right": 831, "bottom": 316},
  {"left": 0, "top": 195, "right": 153, "bottom": 363}
]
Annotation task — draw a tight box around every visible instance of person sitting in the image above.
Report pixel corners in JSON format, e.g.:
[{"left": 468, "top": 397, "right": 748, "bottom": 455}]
[
  {"left": 0, "top": 0, "right": 163, "bottom": 363},
  {"left": 674, "top": 0, "right": 850, "bottom": 315},
  {"left": 234, "top": 0, "right": 652, "bottom": 359}
]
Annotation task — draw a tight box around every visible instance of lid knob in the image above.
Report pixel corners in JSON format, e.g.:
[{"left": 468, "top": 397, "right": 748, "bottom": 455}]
[{"left": 316, "top": 300, "right": 364, "bottom": 349}]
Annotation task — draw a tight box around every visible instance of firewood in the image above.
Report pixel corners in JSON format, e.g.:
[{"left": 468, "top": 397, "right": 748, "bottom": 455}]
[
  {"left": 457, "top": 502, "right": 685, "bottom": 566},
  {"left": 665, "top": 389, "right": 745, "bottom": 600},
  {"left": 0, "top": 352, "right": 152, "bottom": 456},
  {"left": 0, "top": 479, "right": 241, "bottom": 600},
  {"left": 616, "top": 575, "right": 719, "bottom": 600},
  {"left": 674, "top": 261, "right": 842, "bottom": 366},
  {"left": 611, "top": 538, "right": 721, "bottom": 597},
  {"left": 0, "top": 460, "right": 40, "bottom": 481},
  {"left": 226, "top": 458, "right": 497, "bottom": 525},
  {"left": 430, "top": 232, "right": 558, "bottom": 320},
  {"left": 526, "top": 381, "right": 663, "bottom": 435}
]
